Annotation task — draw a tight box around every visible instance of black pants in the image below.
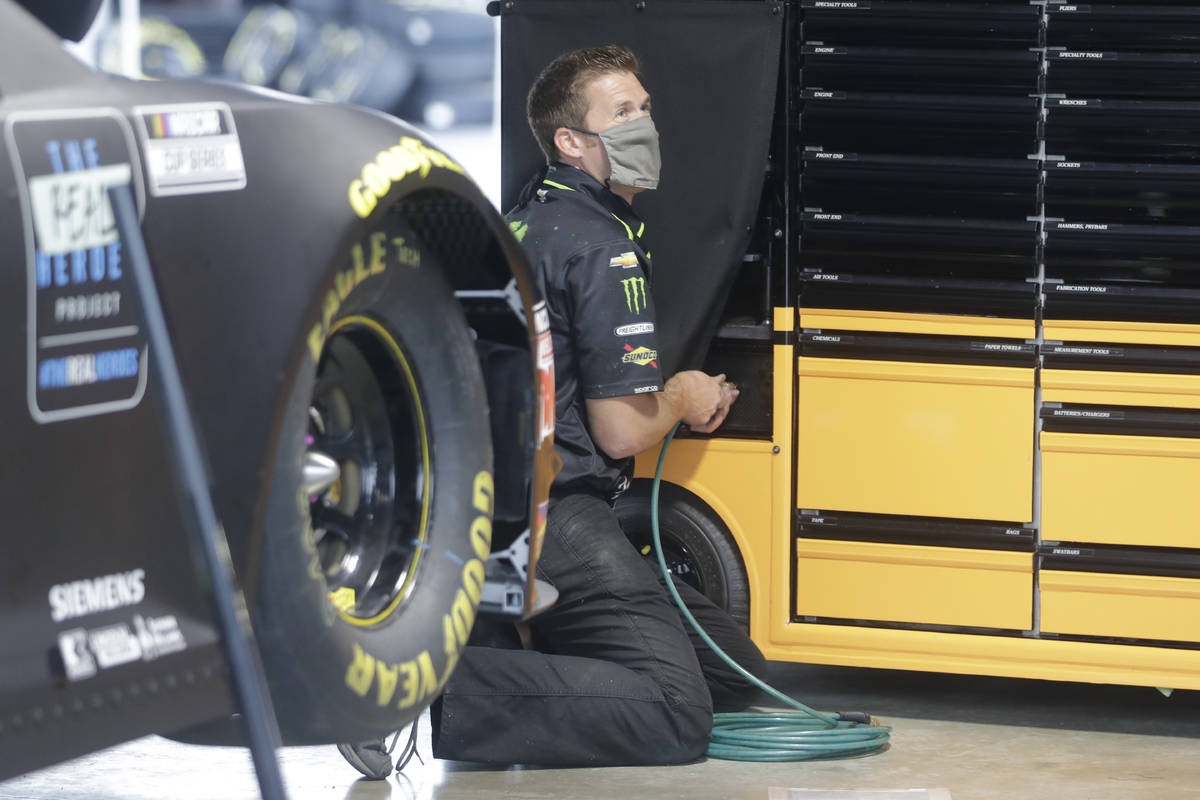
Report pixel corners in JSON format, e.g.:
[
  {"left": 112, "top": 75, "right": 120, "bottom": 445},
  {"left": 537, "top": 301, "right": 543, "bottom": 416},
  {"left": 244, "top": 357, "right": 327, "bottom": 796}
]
[{"left": 431, "top": 492, "right": 767, "bottom": 766}]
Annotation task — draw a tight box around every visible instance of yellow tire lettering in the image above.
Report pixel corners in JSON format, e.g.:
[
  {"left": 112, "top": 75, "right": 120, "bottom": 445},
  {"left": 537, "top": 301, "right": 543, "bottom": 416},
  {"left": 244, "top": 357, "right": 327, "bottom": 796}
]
[
  {"left": 307, "top": 323, "right": 324, "bottom": 363},
  {"left": 350, "top": 242, "right": 366, "bottom": 279},
  {"left": 396, "top": 650, "right": 438, "bottom": 710},
  {"left": 376, "top": 148, "right": 405, "bottom": 181},
  {"left": 368, "top": 232, "right": 387, "bottom": 276},
  {"left": 322, "top": 289, "right": 339, "bottom": 330},
  {"left": 362, "top": 162, "right": 389, "bottom": 196},
  {"left": 348, "top": 138, "right": 464, "bottom": 217},
  {"left": 335, "top": 269, "right": 353, "bottom": 302},
  {"left": 470, "top": 516, "right": 491, "bottom": 563},
  {"left": 449, "top": 586, "right": 474, "bottom": 649},
  {"left": 345, "top": 643, "right": 375, "bottom": 697},
  {"left": 375, "top": 660, "right": 399, "bottom": 707},
  {"left": 441, "top": 615, "right": 462, "bottom": 686},
  {"left": 473, "top": 470, "right": 494, "bottom": 514},
  {"left": 348, "top": 179, "right": 375, "bottom": 218},
  {"left": 397, "top": 659, "right": 418, "bottom": 708}
]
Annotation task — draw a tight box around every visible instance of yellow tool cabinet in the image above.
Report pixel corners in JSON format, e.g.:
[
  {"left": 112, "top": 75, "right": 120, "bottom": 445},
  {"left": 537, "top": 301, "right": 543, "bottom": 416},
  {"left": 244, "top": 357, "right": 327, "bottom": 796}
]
[
  {"left": 796, "top": 356, "right": 1034, "bottom": 521},
  {"left": 795, "top": 538, "right": 1032, "bottom": 630}
]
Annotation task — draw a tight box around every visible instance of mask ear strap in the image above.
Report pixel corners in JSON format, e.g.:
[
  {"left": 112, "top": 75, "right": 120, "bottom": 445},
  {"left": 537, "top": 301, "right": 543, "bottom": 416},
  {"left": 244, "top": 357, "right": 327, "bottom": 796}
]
[{"left": 568, "top": 126, "right": 601, "bottom": 138}]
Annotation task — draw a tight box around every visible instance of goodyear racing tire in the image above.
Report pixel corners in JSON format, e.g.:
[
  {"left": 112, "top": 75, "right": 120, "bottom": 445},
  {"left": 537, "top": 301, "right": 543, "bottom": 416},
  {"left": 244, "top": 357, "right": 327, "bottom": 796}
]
[
  {"left": 615, "top": 481, "right": 750, "bottom": 629},
  {"left": 254, "top": 214, "right": 493, "bottom": 744}
]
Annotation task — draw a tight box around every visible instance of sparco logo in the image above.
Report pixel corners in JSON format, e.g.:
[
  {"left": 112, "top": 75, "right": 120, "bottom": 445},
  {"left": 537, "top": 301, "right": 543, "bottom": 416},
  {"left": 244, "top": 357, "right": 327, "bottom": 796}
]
[{"left": 621, "top": 276, "right": 648, "bottom": 314}]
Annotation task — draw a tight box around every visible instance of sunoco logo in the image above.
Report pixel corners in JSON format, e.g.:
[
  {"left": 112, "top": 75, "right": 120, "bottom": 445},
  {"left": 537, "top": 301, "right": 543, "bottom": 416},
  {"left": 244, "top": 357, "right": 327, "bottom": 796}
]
[
  {"left": 621, "top": 276, "right": 647, "bottom": 314},
  {"left": 623, "top": 344, "right": 658, "bottom": 367}
]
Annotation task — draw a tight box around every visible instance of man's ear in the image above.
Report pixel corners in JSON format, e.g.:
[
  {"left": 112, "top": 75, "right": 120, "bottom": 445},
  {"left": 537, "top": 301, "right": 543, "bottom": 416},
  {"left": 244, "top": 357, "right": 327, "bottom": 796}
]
[{"left": 554, "top": 126, "right": 585, "bottom": 160}]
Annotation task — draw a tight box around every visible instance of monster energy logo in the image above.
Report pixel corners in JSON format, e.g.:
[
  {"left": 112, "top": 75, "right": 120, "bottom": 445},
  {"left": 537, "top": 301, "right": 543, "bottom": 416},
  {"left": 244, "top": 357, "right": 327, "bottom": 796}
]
[{"left": 621, "top": 276, "right": 647, "bottom": 314}]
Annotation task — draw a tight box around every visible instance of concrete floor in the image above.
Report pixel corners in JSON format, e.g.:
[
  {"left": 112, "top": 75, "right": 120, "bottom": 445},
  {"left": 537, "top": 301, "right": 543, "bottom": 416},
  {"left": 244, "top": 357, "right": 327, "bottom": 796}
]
[{"left": 3, "top": 661, "right": 1199, "bottom": 800}]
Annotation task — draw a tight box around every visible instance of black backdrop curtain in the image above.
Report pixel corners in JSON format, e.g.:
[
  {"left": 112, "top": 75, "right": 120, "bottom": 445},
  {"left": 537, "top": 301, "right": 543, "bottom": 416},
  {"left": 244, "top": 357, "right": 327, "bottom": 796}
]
[{"left": 498, "top": 0, "right": 783, "bottom": 376}]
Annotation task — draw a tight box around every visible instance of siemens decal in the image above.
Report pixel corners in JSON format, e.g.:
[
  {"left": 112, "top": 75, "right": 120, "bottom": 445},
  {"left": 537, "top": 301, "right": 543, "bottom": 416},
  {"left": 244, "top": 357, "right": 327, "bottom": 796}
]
[{"left": 49, "top": 569, "right": 146, "bottom": 622}]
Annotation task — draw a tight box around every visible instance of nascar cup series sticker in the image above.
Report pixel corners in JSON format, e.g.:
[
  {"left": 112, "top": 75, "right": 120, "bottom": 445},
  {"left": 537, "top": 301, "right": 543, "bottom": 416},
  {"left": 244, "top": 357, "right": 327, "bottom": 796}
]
[
  {"left": 5, "top": 108, "right": 150, "bottom": 423},
  {"left": 134, "top": 102, "right": 246, "bottom": 196}
]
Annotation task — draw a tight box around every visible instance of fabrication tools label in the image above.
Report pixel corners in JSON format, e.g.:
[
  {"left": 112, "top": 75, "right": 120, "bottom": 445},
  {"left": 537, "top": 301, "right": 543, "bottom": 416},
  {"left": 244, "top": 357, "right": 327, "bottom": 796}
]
[{"left": 6, "top": 109, "right": 149, "bottom": 423}]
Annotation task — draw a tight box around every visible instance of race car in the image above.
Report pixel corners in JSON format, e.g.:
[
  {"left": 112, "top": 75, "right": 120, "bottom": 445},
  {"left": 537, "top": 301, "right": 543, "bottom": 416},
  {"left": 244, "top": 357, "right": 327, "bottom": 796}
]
[{"left": 0, "top": 0, "right": 555, "bottom": 779}]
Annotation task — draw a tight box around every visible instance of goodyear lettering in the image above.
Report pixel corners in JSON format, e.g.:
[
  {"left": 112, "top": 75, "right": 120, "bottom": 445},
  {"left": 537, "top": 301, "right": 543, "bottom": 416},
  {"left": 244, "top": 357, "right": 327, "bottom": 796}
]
[
  {"left": 343, "top": 470, "right": 494, "bottom": 707},
  {"left": 345, "top": 644, "right": 375, "bottom": 697},
  {"left": 348, "top": 137, "right": 464, "bottom": 218},
  {"left": 375, "top": 660, "right": 399, "bottom": 706},
  {"left": 397, "top": 651, "right": 439, "bottom": 710}
]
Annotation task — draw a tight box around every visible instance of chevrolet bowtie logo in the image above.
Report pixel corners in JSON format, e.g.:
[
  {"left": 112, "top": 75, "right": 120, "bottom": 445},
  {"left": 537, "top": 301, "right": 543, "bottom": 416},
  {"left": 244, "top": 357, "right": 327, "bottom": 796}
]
[{"left": 621, "top": 276, "right": 647, "bottom": 314}]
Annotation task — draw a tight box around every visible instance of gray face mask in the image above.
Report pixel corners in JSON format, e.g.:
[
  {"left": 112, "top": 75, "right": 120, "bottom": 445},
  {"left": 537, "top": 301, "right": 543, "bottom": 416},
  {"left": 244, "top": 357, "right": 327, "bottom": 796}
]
[{"left": 572, "top": 116, "right": 661, "bottom": 191}]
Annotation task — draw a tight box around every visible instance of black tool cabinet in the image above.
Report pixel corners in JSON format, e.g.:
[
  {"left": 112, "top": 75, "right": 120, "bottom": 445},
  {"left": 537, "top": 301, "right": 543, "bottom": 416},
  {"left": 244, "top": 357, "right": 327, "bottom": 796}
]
[{"left": 775, "top": 0, "right": 1200, "bottom": 644}]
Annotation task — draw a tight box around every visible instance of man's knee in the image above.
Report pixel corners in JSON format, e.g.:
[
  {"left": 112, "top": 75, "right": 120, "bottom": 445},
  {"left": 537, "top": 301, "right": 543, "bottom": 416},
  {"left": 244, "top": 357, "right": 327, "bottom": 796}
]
[{"left": 653, "top": 700, "right": 713, "bottom": 764}]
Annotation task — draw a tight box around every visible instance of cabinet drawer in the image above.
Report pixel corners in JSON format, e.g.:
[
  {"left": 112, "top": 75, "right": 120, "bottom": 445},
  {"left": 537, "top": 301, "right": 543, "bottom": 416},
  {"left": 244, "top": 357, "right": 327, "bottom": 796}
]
[
  {"left": 1042, "top": 369, "right": 1200, "bottom": 410},
  {"left": 796, "top": 357, "right": 1034, "bottom": 520},
  {"left": 796, "top": 538, "right": 1032, "bottom": 630},
  {"left": 1042, "top": 432, "right": 1200, "bottom": 549},
  {"left": 1041, "top": 570, "right": 1200, "bottom": 643}
]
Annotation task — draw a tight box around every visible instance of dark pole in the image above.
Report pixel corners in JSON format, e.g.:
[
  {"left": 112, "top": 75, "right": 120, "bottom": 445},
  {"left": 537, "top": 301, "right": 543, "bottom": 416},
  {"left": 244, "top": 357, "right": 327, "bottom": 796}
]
[{"left": 108, "top": 183, "right": 289, "bottom": 800}]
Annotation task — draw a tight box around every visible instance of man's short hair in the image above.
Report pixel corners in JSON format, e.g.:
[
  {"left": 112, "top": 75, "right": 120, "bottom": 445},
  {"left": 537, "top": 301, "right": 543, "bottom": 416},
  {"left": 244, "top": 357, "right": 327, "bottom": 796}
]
[{"left": 526, "top": 45, "right": 640, "bottom": 163}]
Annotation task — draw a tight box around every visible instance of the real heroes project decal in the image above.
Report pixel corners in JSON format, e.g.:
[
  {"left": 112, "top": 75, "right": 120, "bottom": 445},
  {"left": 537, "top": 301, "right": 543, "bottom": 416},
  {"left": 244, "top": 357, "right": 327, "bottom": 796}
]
[{"left": 6, "top": 109, "right": 149, "bottom": 423}]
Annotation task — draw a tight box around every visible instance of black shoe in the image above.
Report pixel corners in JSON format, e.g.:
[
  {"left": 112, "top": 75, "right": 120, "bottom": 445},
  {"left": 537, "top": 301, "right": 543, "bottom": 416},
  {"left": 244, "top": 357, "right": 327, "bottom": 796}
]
[{"left": 336, "top": 739, "right": 393, "bottom": 780}]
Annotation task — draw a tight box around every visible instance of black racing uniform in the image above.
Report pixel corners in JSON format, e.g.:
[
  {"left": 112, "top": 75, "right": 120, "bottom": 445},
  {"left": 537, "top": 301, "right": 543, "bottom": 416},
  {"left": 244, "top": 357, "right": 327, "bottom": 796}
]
[{"left": 506, "top": 162, "right": 663, "bottom": 501}]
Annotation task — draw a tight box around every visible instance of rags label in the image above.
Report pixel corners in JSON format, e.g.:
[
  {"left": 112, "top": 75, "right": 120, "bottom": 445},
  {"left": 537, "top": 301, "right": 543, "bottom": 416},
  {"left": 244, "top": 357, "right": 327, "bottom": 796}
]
[{"left": 6, "top": 109, "right": 149, "bottom": 423}]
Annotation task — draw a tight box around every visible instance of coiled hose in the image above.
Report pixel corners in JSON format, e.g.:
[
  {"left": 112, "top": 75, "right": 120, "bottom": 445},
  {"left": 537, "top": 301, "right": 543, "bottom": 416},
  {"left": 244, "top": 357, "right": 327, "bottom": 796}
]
[{"left": 651, "top": 422, "right": 892, "bottom": 761}]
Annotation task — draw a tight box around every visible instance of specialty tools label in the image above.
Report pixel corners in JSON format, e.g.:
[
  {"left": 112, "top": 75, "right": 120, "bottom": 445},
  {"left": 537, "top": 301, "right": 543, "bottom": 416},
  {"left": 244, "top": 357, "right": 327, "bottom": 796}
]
[
  {"left": 6, "top": 109, "right": 150, "bottom": 423},
  {"left": 134, "top": 103, "right": 246, "bottom": 196}
]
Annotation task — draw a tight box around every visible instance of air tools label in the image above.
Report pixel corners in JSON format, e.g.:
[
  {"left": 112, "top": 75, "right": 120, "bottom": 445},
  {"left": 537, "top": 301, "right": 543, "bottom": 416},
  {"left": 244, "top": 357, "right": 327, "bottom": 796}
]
[{"left": 6, "top": 109, "right": 149, "bottom": 423}]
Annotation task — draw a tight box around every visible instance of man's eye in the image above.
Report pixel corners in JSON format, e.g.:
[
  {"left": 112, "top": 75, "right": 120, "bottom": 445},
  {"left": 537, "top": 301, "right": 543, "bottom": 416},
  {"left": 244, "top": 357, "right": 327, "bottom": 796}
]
[{"left": 616, "top": 109, "right": 628, "bottom": 118}]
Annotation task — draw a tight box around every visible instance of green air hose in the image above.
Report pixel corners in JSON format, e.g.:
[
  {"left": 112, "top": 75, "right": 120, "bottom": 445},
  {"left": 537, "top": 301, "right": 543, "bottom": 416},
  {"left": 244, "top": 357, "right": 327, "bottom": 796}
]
[{"left": 651, "top": 422, "right": 892, "bottom": 761}]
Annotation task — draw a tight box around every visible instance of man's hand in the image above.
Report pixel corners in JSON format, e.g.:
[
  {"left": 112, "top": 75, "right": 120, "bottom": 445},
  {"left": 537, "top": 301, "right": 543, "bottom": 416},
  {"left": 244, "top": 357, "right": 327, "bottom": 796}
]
[
  {"left": 585, "top": 370, "right": 740, "bottom": 460},
  {"left": 667, "top": 371, "right": 739, "bottom": 434}
]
